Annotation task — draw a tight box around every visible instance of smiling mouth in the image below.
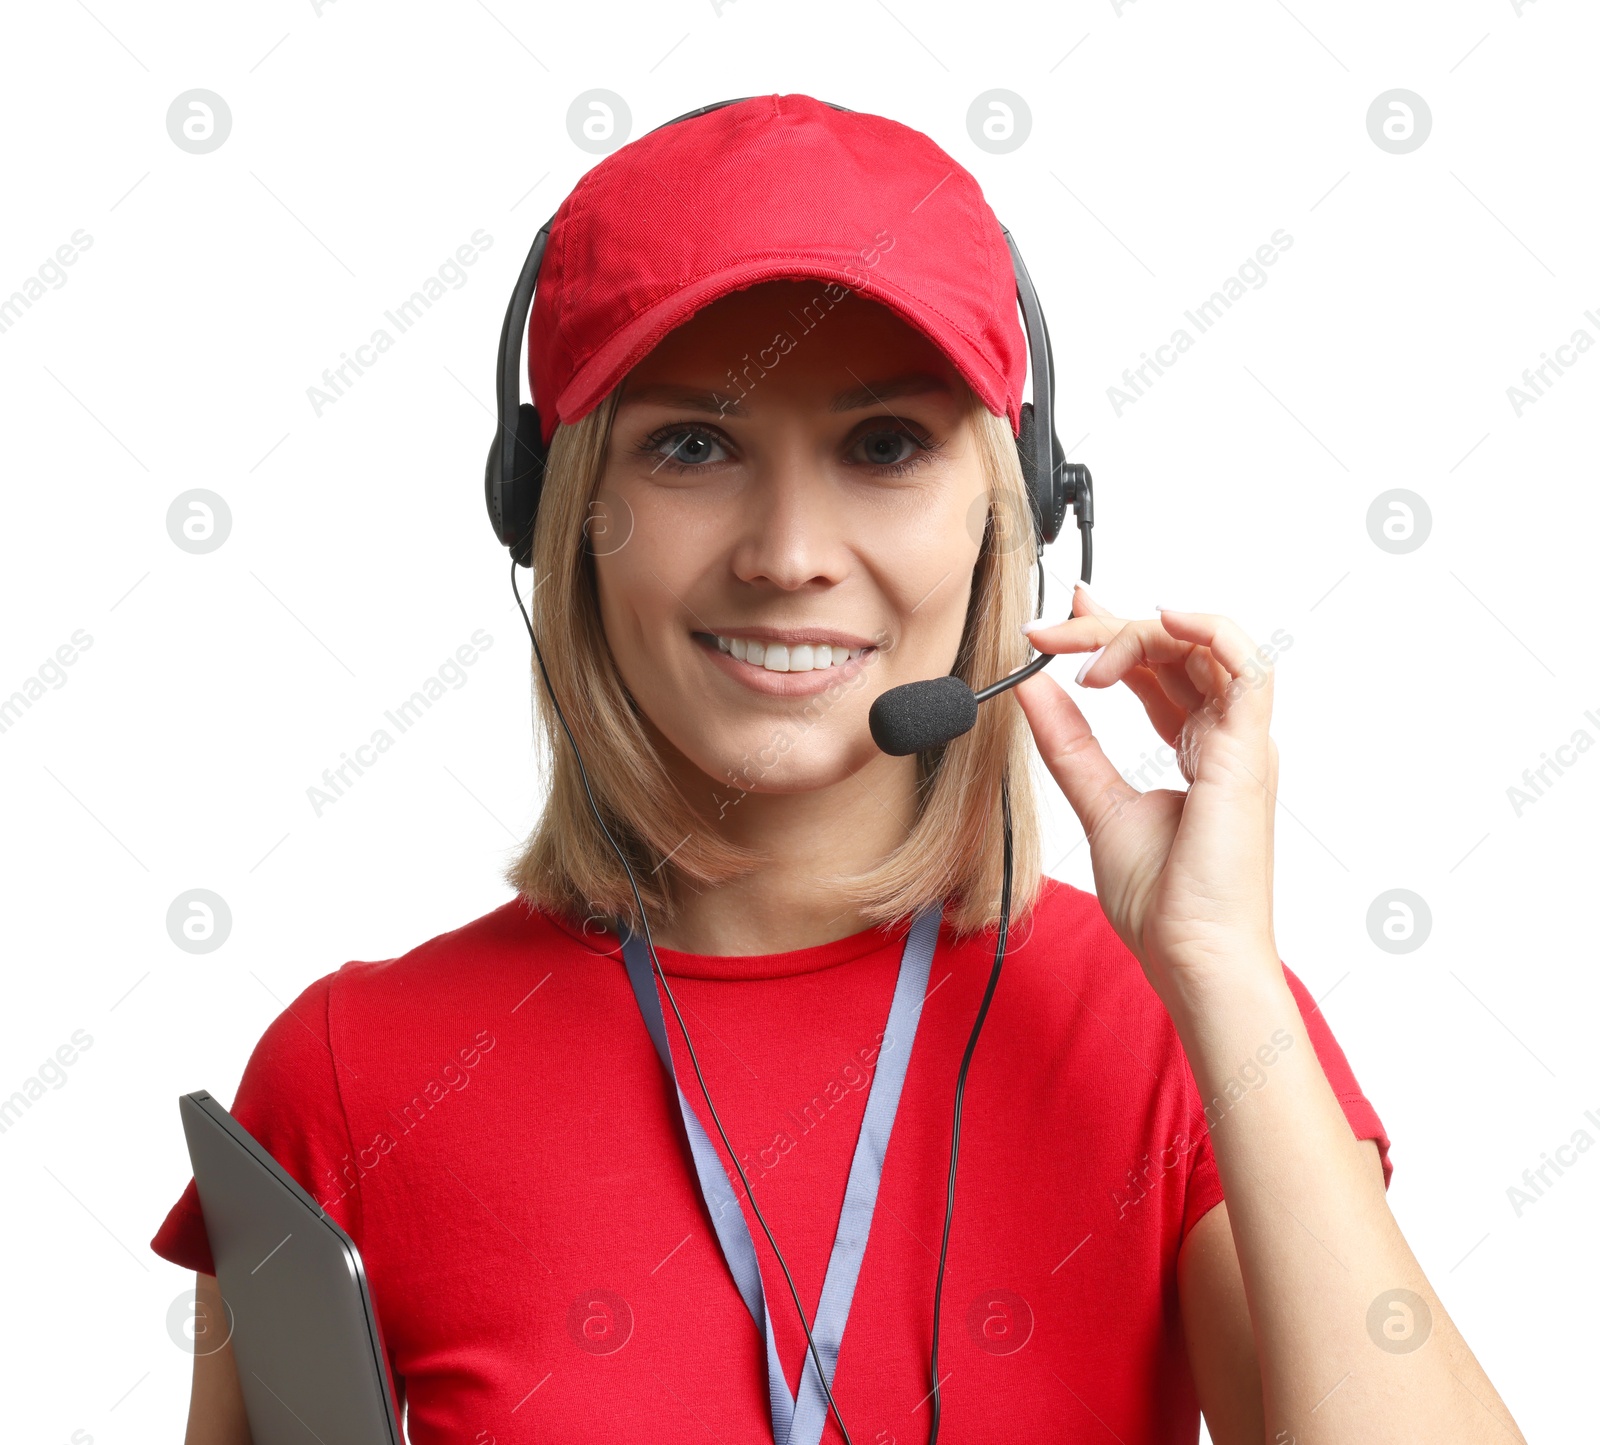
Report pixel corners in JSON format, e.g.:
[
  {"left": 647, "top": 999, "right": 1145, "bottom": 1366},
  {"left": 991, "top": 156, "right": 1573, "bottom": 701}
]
[{"left": 693, "top": 631, "right": 876, "bottom": 675}]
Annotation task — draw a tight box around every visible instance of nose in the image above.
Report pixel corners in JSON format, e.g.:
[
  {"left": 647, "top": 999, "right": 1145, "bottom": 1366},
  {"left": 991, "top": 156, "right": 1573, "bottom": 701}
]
[{"left": 727, "top": 437, "right": 852, "bottom": 592}]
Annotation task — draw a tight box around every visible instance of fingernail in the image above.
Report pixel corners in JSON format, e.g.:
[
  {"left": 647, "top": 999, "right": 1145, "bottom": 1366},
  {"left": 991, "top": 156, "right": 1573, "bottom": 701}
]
[
  {"left": 1073, "top": 580, "right": 1094, "bottom": 602},
  {"left": 1074, "top": 646, "right": 1105, "bottom": 685},
  {"left": 1021, "top": 617, "right": 1055, "bottom": 636},
  {"left": 1155, "top": 604, "right": 1188, "bottom": 614}
]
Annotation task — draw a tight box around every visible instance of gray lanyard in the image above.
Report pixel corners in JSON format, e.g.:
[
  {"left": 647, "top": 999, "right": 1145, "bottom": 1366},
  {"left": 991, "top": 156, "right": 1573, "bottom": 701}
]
[{"left": 617, "top": 903, "right": 943, "bottom": 1445}]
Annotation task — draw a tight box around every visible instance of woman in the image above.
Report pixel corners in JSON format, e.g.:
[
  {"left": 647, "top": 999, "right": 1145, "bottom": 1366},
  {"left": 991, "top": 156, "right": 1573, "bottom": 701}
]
[{"left": 156, "top": 95, "right": 1524, "bottom": 1444}]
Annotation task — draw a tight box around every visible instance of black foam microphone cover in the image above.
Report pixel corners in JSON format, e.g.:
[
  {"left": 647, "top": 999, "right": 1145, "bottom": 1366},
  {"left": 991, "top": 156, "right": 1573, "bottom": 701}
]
[{"left": 868, "top": 676, "right": 979, "bottom": 757}]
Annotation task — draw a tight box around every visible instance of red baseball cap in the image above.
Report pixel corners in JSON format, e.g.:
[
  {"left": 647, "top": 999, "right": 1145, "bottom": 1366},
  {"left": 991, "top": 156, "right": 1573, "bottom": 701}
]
[{"left": 527, "top": 93, "right": 1027, "bottom": 447}]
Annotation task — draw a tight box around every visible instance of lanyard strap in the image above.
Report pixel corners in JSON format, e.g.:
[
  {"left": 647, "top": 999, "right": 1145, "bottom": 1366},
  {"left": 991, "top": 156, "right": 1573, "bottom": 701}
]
[{"left": 618, "top": 903, "right": 943, "bottom": 1445}]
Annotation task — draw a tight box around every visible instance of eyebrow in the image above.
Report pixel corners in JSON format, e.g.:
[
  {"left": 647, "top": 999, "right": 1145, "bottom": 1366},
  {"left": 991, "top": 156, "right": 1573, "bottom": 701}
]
[
  {"left": 619, "top": 383, "right": 746, "bottom": 416},
  {"left": 618, "top": 371, "right": 954, "bottom": 418},
  {"left": 828, "top": 371, "right": 954, "bottom": 412}
]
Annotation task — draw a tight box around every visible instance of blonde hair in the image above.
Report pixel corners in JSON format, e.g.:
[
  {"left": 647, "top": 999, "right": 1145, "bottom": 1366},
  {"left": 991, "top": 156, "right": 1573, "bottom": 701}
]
[{"left": 502, "top": 383, "right": 1043, "bottom": 938}]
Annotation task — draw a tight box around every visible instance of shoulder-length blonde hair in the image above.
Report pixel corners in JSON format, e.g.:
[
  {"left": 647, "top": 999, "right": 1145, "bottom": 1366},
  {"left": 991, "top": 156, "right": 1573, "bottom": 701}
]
[{"left": 502, "top": 381, "right": 1043, "bottom": 938}]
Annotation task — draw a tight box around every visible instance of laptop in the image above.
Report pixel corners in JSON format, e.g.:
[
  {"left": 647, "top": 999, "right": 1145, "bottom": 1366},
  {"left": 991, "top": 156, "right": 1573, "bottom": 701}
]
[{"left": 179, "top": 1090, "right": 403, "bottom": 1445}]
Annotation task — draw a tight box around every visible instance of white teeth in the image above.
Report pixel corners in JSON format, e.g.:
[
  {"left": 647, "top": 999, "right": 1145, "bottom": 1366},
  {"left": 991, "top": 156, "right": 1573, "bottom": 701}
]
[{"left": 712, "top": 635, "right": 869, "bottom": 671}]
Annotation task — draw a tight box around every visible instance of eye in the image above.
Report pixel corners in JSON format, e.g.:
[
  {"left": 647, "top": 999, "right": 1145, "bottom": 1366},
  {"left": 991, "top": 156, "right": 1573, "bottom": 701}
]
[
  {"left": 849, "top": 424, "right": 942, "bottom": 476},
  {"left": 638, "top": 425, "right": 729, "bottom": 472}
]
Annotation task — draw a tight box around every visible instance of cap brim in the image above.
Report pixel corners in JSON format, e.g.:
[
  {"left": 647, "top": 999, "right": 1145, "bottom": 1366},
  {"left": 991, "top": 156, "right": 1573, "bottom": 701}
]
[{"left": 550, "top": 258, "right": 1018, "bottom": 438}]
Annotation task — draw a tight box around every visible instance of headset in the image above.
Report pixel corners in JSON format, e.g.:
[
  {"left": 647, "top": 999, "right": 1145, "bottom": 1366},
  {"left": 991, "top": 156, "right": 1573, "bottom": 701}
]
[
  {"left": 487, "top": 98, "right": 1092, "bottom": 588},
  {"left": 483, "top": 96, "right": 1095, "bottom": 1445}
]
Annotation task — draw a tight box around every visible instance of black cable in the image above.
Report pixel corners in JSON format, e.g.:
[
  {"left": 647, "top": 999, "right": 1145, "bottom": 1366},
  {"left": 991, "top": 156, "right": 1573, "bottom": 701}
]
[
  {"left": 972, "top": 648, "right": 1052, "bottom": 704},
  {"left": 927, "top": 778, "right": 1013, "bottom": 1445},
  {"left": 510, "top": 559, "right": 857, "bottom": 1445},
  {"left": 992, "top": 545, "right": 1092, "bottom": 706}
]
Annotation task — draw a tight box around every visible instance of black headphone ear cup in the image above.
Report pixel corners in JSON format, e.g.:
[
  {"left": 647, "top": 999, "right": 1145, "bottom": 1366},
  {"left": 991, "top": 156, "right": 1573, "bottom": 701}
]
[
  {"left": 484, "top": 401, "right": 547, "bottom": 566},
  {"left": 1045, "top": 432, "right": 1067, "bottom": 544},
  {"left": 505, "top": 403, "right": 548, "bottom": 567},
  {"left": 1015, "top": 401, "right": 1044, "bottom": 542}
]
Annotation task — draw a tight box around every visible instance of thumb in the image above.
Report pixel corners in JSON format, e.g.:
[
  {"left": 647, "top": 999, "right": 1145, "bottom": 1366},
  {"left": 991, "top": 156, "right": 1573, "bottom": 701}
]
[{"left": 1014, "top": 669, "right": 1138, "bottom": 840}]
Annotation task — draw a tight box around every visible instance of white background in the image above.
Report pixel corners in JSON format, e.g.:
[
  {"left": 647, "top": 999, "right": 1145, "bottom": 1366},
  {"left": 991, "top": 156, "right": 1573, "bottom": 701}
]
[{"left": 2, "top": 1, "right": 1593, "bottom": 1440}]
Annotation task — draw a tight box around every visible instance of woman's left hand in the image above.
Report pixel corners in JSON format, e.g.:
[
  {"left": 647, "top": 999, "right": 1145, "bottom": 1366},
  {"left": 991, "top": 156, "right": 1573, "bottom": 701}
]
[{"left": 1013, "top": 585, "right": 1284, "bottom": 1011}]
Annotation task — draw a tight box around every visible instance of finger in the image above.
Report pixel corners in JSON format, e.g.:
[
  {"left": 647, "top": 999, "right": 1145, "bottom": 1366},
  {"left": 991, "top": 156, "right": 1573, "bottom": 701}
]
[
  {"left": 1077, "top": 614, "right": 1258, "bottom": 771},
  {"left": 1066, "top": 588, "right": 1188, "bottom": 742},
  {"left": 1045, "top": 584, "right": 1206, "bottom": 716},
  {"left": 1063, "top": 583, "right": 1167, "bottom": 695},
  {"left": 1153, "top": 609, "right": 1235, "bottom": 702},
  {"left": 1067, "top": 580, "right": 1114, "bottom": 622},
  {"left": 1027, "top": 580, "right": 1137, "bottom": 643},
  {"left": 1183, "top": 645, "right": 1227, "bottom": 702},
  {"left": 1081, "top": 588, "right": 1203, "bottom": 716},
  {"left": 1013, "top": 669, "right": 1139, "bottom": 841},
  {"left": 1156, "top": 607, "right": 1275, "bottom": 723},
  {"left": 1069, "top": 617, "right": 1189, "bottom": 746},
  {"left": 1116, "top": 667, "right": 1190, "bottom": 748},
  {"left": 1154, "top": 607, "right": 1263, "bottom": 682},
  {"left": 1021, "top": 609, "right": 1120, "bottom": 656},
  {"left": 1021, "top": 578, "right": 1134, "bottom": 644},
  {"left": 1155, "top": 658, "right": 1207, "bottom": 714},
  {"left": 1074, "top": 616, "right": 1200, "bottom": 688},
  {"left": 1078, "top": 610, "right": 1273, "bottom": 743}
]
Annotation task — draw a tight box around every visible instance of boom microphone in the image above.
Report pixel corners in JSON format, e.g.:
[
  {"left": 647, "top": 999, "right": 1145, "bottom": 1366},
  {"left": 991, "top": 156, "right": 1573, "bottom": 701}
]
[{"left": 868, "top": 650, "right": 1055, "bottom": 756}]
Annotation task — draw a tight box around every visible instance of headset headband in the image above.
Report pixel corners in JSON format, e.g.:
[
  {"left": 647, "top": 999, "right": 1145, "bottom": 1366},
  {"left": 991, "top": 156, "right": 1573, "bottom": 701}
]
[{"left": 487, "top": 95, "right": 1091, "bottom": 589}]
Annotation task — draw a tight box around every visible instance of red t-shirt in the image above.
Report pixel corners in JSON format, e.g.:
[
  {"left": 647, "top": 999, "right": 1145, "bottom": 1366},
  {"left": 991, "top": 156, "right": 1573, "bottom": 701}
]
[{"left": 152, "top": 877, "right": 1390, "bottom": 1444}]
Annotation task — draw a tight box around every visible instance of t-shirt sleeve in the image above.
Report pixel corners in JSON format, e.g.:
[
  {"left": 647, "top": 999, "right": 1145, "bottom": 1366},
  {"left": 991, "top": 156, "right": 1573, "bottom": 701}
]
[
  {"left": 150, "top": 970, "right": 360, "bottom": 1275},
  {"left": 1181, "top": 961, "right": 1393, "bottom": 1238}
]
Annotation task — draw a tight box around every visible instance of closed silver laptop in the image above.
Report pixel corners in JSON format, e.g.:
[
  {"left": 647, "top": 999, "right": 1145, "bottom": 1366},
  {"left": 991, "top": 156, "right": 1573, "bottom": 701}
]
[{"left": 179, "top": 1090, "right": 402, "bottom": 1445}]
